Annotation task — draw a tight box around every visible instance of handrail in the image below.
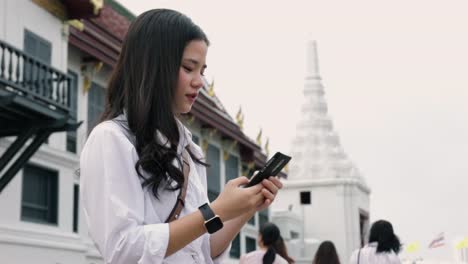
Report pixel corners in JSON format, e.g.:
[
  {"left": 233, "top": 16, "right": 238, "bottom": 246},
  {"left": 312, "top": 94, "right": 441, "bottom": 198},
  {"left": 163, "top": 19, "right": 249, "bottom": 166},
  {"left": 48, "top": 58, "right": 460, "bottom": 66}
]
[{"left": 0, "top": 39, "right": 71, "bottom": 112}]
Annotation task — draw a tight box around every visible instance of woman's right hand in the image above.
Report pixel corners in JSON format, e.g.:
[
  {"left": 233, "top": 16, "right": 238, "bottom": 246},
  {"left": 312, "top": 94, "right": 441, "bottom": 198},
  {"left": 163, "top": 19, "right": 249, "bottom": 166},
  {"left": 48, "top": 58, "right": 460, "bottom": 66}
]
[{"left": 210, "top": 176, "right": 264, "bottom": 222}]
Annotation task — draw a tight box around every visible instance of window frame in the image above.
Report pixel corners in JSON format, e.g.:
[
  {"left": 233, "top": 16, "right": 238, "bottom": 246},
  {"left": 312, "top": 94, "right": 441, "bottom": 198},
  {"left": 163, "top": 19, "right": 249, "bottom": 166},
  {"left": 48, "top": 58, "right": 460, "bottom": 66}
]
[
  {"left": 87, "top": 82, "right": 106, "bottom": 134},
  {"left": 66, "top": 70, "right": 79, "bottom": 153},
  {"left": 21, "top": 163, "right": 59, "bottom": 225}
]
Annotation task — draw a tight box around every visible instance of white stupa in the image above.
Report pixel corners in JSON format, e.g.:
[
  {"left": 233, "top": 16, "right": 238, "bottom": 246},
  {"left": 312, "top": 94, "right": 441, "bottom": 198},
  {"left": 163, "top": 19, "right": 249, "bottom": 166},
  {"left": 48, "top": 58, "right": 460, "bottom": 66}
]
[{"left": 272, "top": 40, "right": 371, "bottom": 263}]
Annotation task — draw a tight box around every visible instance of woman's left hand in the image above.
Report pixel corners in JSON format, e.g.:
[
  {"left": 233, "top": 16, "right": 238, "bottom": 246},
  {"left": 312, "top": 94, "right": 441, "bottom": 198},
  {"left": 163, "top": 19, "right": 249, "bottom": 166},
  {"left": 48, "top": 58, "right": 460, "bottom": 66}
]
[{"left": 257, "top": 176, "right": 283, "bottom": 211}]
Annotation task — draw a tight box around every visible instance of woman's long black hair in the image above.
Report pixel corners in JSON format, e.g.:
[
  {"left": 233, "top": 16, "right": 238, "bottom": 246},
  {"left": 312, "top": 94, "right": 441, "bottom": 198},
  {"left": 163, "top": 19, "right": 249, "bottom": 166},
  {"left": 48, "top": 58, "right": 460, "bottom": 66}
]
[
  {"left": 312, "top": 240, "right": 340, "bottom": 264},
  {"left": 100, "top": 9, "right": 209, "bottom": 198},
  {"left": 261, "top": 223, "right": 281, "bottom": 264},
  {"left": 368, "top": 220, "right": 401, "bottom": 254},
  {"left": 274, "top": 236, "right": 295, "bottom": 263}
]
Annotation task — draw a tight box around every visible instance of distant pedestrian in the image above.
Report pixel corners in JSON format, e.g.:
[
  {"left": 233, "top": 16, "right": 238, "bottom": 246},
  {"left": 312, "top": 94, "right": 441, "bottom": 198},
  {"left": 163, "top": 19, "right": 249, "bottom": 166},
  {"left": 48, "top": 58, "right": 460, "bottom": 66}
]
[
  {"left": 349, "top": 220, "right": 401, "bottom": 264},
  {"left": 275, "top": 236, "right": 295, "bottom": 263},
  {"left": 312, "top": 240, "right": 341, "bottom": 264},
  {"left": 240, "top": 222, "right": 289, "bottom": 264}
]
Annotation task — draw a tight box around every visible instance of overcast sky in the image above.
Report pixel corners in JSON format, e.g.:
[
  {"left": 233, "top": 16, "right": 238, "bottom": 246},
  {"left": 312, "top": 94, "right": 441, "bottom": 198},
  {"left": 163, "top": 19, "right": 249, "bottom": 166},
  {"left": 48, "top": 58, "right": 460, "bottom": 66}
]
[{"left": 117, "top": 0, "right": 468, "bottom": 261}]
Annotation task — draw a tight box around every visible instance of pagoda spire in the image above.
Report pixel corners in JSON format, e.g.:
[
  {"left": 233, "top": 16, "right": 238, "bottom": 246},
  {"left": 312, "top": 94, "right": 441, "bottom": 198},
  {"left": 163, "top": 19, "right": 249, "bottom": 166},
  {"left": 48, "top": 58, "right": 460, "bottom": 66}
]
[
  {"left": 305, "top": 40, "right": 320, "bottom": 80},
  {"left": 288, "top": 40, "right": 364, "bottom": 182}
]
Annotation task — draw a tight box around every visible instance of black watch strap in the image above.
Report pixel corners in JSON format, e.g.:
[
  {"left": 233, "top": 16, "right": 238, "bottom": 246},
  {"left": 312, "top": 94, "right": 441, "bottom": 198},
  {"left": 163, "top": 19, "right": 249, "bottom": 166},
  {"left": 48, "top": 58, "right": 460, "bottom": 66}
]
[
  {"left": 198, "top": 203, "right": 223, "bottom": 234},
  {"left": 199, "top": 203, "right": 216, "bottom": 220}
]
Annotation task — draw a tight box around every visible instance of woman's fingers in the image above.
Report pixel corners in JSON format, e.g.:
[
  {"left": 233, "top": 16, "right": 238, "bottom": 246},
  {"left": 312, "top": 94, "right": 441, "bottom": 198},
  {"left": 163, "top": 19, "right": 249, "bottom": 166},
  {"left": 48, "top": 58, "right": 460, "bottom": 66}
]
[
  {"left": 269, "top": 176, "right": 283, "bottom": 189},
  {"left": 230, "top": 176, "right": 249, "bottom": 187},
  {"left": 261, "top": 178, "right": 279, "bottom": 195},
  {"left": 244, "top": 182, "right": 264, "bottom": 194},
  {"left": 257, "top": 199, "right": 271, "bottom": 211},
  {"left": 248, "top": 191, "right": 264, "bottom": 208},
  {"left": 262, "top": 188, "right": 275, "bottom": 201}
]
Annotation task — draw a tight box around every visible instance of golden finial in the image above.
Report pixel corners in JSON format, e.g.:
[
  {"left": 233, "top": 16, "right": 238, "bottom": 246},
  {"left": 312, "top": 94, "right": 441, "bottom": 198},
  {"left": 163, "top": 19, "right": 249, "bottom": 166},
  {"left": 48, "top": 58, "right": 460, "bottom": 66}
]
[
  {"left": 67, "top": 20, "right": 84, "bottom": 31},
  {"left": 81, "top": 60, "right": 103, "bottom": 94},
  {"left": 264, "top": 137, "right": 270, "bottom": 157},
  {"left": 94, "top": 61, "right": 103, "bottom": 72},
  {"left": 90, "top": 0, "right": 104, "bottom": 15},
  {"left": 235, "top": 106, "right": 244, "bottom": 130},
  {"left": 256, "top": 128, "right": 262, "bottom": 146},
  {"left": 208, "top": 79, "right": 215, "bottom": 97}
]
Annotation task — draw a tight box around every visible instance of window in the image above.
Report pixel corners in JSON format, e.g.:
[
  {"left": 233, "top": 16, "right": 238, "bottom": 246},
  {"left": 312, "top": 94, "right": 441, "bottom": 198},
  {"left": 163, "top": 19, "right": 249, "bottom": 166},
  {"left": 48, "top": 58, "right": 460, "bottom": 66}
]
[
  {"left": 24, "top": 30, "right": 52, "bottom": 143},
  {"left": 87, "top": 82, "right": 105, "bottom": 134},
  {"left": 206, "top": 144, "right": 220, "bottom": 202},
  {"left": 67, "top": 70, "right": 78, "bottom": 153},
  {"left": 73, "top": 184, "right": 79, "bottom": 233},
  {"left": 24, "top": 30, "right": 51, "bottom": 64},
  {"left": 259, "top": 208, "right": 269, "bottom": 228},
  {"left": 245, "top": 236, "right": 257, "bottom": 253},
  {"left": 290, "top": 231, "right": 299, "bottom": 239},
  {"left": 300, "top": 191, "right": 311, "bottom": 205},
  {"left": 248, "top": 214, "right": 256, "bottom": 226},
  {"left": 359, "top": 210, "right": 369, "bottom": 246},
  {"left": 23, "top": 30, "right": 51, "bottom": 92},
  {"left": 21, "top": 164, "right": 58, "bottom": 224},
  {"left": 242, "top": 163, "right": 256, "bottom": 179},
  {"left": 192, "top": 134, "right": 199, "bottom": 145},
  {"left": 229, "top": 234, "right": 241, "bottom": 259},
  {"left": 224, "top": 155, "right": 238, "bottom": 183}
]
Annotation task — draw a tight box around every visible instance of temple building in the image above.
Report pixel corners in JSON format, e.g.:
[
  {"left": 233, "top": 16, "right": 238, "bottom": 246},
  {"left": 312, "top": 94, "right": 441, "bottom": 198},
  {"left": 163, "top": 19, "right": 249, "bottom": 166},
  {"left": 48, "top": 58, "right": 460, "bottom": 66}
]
[{"left": 272, "top": 40, "right": 371, "bottom": 263}]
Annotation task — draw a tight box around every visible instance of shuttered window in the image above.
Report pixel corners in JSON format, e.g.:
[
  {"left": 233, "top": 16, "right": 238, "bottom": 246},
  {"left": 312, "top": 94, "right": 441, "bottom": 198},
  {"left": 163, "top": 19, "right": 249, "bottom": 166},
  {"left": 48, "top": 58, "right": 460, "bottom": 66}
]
[{"left": 21, "top": 164, "right": 58, "bottom": 224}]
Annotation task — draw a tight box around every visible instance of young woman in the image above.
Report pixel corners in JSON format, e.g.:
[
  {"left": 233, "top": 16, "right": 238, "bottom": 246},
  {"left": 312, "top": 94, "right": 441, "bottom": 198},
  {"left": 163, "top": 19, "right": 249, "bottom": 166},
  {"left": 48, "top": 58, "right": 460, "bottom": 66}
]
[
  {"left": 240, "top": 222, "right": 289, "bottom": 264},
  {"left": 349, "top": 220, "right": 402, "bottom": 264},
  {"left": 79, "top": 9, "right": 283, "bottom": 264},
  {"left": 312, "top": 240, "right": 340, "bottom": 264}
]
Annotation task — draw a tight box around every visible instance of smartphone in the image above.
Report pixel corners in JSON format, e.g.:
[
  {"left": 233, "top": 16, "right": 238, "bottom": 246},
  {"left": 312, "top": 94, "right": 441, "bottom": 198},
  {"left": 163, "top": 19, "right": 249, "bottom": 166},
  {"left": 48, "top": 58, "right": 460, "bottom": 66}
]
[{"left": 244, "top": 152, "right": 291, "bottom": 188}]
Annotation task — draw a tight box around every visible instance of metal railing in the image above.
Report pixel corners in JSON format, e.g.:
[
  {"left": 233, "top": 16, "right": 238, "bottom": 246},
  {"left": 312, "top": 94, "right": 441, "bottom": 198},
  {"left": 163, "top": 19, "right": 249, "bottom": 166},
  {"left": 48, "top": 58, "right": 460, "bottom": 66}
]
[{"left": 0, "top": 39, "right": 71, "bottom": 112}]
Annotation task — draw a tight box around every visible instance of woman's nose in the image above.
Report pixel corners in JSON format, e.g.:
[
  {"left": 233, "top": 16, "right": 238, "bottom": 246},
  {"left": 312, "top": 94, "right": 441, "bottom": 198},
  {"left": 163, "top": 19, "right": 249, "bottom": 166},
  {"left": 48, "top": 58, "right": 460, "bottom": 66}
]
[{"left": 191, "top": 74, "right": 203, "bottom": 89}]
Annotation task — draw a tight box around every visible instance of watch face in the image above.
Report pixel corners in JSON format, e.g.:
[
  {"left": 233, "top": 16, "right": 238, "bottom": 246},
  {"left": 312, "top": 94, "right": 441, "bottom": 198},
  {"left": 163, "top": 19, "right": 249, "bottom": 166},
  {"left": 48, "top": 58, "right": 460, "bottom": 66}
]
[{"left": 206, "top": 216, "right": 223, "bottom": 234}]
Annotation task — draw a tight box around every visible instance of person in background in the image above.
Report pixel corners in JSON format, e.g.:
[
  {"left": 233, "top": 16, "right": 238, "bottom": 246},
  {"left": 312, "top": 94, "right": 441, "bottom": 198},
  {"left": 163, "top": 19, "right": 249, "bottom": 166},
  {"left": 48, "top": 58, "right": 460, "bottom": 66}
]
[
  {"left": 274, "top": 236, "right": 295, "bottom": 264},
  {"left": 349, "top": 220, "right": 402, "bottom": 264},
  {"left": 240, "top": 222, "right": 288, "bottom": 264},
  {"left": 312, "top": 240, "right": 341, "bottom": 264}
]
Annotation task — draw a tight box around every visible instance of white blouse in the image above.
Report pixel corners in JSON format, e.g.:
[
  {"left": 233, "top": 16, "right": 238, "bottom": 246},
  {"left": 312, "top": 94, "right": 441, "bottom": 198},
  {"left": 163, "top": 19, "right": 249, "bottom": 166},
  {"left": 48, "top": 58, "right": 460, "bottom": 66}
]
[
  {"left": 240, "top": 249, "right": 288, "bottom": 264},
  {"left": 80, "top": 115, "right": 229, "bottom": 264},
  {"left": 349, "top": 242, "right": 401, "bottom": 264}
]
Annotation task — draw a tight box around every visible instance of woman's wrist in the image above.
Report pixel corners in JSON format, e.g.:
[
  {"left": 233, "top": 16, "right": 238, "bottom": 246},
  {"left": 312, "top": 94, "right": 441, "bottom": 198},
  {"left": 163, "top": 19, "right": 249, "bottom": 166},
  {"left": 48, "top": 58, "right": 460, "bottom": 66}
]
[
  {"left": 210, "top": 200, "right": 228, "bottom": 222},
  {"left": 243, "top": 207, "right": 257, "bottom": 221}
]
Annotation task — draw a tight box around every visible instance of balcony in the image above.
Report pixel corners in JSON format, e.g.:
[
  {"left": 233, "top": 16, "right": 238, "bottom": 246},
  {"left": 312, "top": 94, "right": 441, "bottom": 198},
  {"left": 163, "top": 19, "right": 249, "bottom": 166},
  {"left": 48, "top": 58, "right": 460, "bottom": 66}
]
[{"left": 0, "top": 39, "right": 80, "bottom": 193}]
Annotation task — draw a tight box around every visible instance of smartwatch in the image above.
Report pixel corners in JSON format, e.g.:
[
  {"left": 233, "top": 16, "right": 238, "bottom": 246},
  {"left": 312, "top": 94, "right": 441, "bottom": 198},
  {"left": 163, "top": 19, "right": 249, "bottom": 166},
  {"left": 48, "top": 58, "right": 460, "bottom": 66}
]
[{"left": 198, "top": 203, "right": 223, "bottom": 234}]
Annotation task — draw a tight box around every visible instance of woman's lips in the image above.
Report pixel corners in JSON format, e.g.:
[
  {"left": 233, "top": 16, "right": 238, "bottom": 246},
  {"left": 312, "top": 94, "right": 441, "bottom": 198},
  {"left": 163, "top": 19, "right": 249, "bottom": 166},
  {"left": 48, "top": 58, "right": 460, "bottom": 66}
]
[{"left": 186, "top": 93, "right": 197, "bottom": 102}]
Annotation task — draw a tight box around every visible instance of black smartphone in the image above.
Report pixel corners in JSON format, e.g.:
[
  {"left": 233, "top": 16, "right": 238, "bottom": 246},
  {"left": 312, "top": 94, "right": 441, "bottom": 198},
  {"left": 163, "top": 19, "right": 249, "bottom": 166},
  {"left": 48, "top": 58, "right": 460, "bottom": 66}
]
[{"left": 244, "top": 152, "right": 291, "bottom": 188}]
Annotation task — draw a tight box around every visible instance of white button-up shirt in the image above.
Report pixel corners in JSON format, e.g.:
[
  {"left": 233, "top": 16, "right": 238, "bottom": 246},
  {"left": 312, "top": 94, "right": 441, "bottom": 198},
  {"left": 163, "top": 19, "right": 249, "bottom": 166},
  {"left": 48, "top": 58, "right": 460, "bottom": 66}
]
[
  {"left": 80, "top": 115, "right": 229, "bottom": 264},
  {"left": 349, "top": 242, "right": 401, "bottom": 264},
  {"left": 240, "top": 249, "right": 288, "bottom": 264}
]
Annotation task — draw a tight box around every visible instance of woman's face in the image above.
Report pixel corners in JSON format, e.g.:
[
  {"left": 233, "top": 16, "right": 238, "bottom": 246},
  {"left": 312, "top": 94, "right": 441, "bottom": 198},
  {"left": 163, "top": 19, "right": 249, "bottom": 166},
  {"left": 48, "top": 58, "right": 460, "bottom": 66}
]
[{"left": 173, "top": 40, "right": 208, "bottom": 114}]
